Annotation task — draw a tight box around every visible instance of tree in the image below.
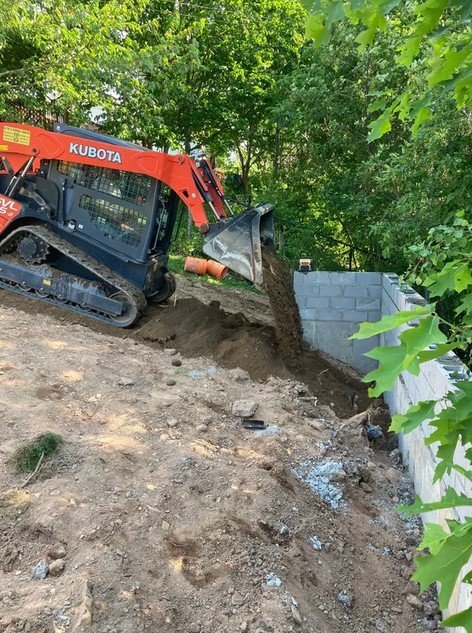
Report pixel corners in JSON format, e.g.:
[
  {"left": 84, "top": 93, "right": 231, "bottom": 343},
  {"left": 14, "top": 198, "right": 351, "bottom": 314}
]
[
  {"left": 0, "top": 0, "right": 146, "bottom": 125},
  {"left": 302, "top": 0, "right": 472, "bottom": 138}
]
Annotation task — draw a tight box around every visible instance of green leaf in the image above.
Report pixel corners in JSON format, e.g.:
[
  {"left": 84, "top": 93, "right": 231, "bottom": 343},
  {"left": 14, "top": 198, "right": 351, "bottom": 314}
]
[
  {"left": 399, "top": 488, "right": 472, "bottom": 516},
  {"left": 428, "top": 42, "right": 472, "bottom": 88},
  {"left": 419, "top": 522, "right": 450, "bottom": 555},
  {"left": 390, "top": 400, "right": 437, "bottom": 434},
  {"left": 417, "top": 343, "right": 457, "bottom": 362},
  {"left": 363, "top": 344, "right": 420, "bottom": 396},
  {"left": 411, "top": 105, "right": 432, "bottom": 136},
  {"left": 442, "top": 607, "right": 472, "bottom": 632},
  {"left": 400, "top": 315, "right": 447, "bottom": 364},
  {"left": 426, "top": 261, "right": 472, "bottom": 296},
  {"left": 350, "top": 306, "right": 431, "bottom": 340},
  {"left": 413, "top": 522, "right": 472, "bottom": 611},
  {"left": 368, "top": 109, "right": 392, "bottom": 141},
  {"left": 456, "top": 293, "right": 472, "bottom": 316}
]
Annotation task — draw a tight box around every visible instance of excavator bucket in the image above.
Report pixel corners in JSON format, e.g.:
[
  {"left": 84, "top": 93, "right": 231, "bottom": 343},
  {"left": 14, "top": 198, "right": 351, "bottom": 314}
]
[{"left": 202, "top": 204, "right": 275, "bottom": 286}]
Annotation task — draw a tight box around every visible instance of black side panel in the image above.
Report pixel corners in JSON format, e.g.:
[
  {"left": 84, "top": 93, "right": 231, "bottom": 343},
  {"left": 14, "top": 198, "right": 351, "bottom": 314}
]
[{"left": 46, "top": 159, "right": 159, "bottom": 262}]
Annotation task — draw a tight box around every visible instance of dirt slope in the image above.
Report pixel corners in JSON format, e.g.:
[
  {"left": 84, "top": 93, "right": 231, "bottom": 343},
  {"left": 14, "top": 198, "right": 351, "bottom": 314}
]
[
  {"left": 0, "top": 279, "right": 441, "bottom": 633},
  {"left": 0, "top": 276, "right": 367, "bottom": 417}
]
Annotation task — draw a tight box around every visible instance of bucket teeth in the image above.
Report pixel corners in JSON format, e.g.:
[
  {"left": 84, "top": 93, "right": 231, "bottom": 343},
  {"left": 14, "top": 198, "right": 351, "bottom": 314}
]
[{"left": 202, "top": 204, "right": 274, "bottom": 286}]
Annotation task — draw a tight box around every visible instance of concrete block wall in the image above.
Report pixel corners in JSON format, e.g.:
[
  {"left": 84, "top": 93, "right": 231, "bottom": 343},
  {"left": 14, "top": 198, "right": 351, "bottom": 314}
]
[
  {"left": 295, "top": 270, "right": 472, "bottom": 624},
  {"left": 293, "top": 271, "right": 382, "bottom": 374},
  {"left": 381, "top": 274, "right": 471, "bottom": 622}
]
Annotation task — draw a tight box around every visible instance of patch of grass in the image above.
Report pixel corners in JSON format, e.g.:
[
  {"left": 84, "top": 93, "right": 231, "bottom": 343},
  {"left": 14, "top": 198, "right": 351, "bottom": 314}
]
[
  {"left": 11, "top": 432, "right": 63, "bottom": 473},
  {"left": 168, "top": 255, "right": 262, "bottom": 294}
]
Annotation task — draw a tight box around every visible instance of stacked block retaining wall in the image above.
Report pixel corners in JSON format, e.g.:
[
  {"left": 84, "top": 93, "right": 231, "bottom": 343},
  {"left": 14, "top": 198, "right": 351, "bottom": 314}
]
[{"left": 294, "top": 270, "right": 471, "bottom": 623}]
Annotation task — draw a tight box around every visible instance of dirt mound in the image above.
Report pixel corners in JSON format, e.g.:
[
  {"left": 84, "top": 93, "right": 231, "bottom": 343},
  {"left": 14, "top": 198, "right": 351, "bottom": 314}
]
[
  {"left": 0, "top": 278, "right": 368, "bottom": 416},
  {"left": 136, "top": 299, "right": 281, "bottom": 381},
  {"left": 135, "top": 297, "right": 368, "bottom": 416}
]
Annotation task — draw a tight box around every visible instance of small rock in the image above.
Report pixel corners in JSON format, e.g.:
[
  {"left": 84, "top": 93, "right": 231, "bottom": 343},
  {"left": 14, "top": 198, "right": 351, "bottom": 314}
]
[
  {"left": 167, "top": 418, "right": 179, "bottom": 428},
  {"left": 406, "top": 594, "right": 423, "bottom": 610},
  {"left": 161, "top": 521, "right": 170, "bottom": 531},
  {"left": 172, "top": 358, "right": 182, "bottom": 367},
  {"left": 291, "top": 604, "right": 302, "bottom": 625},
  {"left": 418, "top": 618, "right": 436, "bottom": 630},
  {"left": 118, "top": 377, "right": 135, "bottom": 386},
  {"left": 189, "top": 624, "right": 200, "bottom": 633},
  {"left": 49, "top": 558, "right": 65, "bottom": 577},
  {"left": 231, "top": 592, "right": 246, "bottom": 606},
  {"left": 47, "top": 543, "right": 66, "bottom": 560},
  {"left": 308, "top": 419, "right": 324, "bottom": 431},
  {"left": 33, "top": 559, "right": 49, "bottom": 580},
  {"left": 423, "top": 601, "right": 438, "bottom": 617},
  {"left": 338, "top": 590, "right": 353, "bottom": 608},
  {"left": 165, "top": 378, "right": 177, "bottom": 386},
  {"left": 360, "top": 481, "right": 373, "bottom": 493},
  {"left": 230, "top": 369, "right": 250, "bottom": 383},
  {"left": 196, "top": 424, "right": 207, "bottom": 433},
  {"left": 231, "top": 400, "right": 258, "bottom": 418},
  {"left": 164, "top": 348, "right": 178, "bottom": 356}
]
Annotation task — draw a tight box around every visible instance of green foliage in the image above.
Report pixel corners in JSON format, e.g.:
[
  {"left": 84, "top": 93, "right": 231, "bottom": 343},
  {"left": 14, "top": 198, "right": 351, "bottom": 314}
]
[
  {"left": 11, "top": 432, "right": 63, "bottom": 473},
  {"left": 353, "top": 215, "right": 472, "bottom": 627},
  {"left": 413, "top": 519, "right": 472, "bottom": 612},
  {"left": 303, "top": 0, "right": 472, "bottom": 137}
]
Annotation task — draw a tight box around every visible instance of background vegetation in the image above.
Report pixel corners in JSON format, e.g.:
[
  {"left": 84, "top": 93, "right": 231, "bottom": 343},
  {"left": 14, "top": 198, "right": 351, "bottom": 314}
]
[{"left": 2, "top": 0, "right": 470, "bottom": 274}]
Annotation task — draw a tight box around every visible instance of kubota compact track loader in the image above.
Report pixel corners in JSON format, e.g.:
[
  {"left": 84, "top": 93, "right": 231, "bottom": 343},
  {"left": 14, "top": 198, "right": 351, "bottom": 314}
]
[{"left": 0, "top": 122, "right": 274, "bottom": 326}]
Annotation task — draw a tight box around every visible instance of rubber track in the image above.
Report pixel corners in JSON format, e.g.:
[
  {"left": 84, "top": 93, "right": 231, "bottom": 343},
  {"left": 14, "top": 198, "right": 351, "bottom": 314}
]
[{"left": 0, "top": 225, "right": 147, "bottom": 327}]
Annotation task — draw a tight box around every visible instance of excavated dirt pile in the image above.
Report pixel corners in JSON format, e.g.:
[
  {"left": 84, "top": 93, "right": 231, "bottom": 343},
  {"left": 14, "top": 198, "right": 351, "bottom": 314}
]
[
  {"left": 0, "top": 268, "right": 367, "bottom": 417},
  {"left": 135, "top": 297, "right": 366, "bottom": 417}
]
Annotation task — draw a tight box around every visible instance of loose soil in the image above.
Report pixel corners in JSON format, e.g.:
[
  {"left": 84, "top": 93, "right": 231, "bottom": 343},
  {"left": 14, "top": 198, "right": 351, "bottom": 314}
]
[
  {"left": 0, "top": 276, "right": 440, "bottom": 633},
  {"left": 261, "top": 247, "right": 303, "bottom": 369},
  {"left": 0, "top": 275, "right": 367, "bottom": 417}
]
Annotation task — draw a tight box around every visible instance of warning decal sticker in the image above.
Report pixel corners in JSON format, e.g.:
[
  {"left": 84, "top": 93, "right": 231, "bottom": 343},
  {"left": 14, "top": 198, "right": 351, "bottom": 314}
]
[{"left": 3, "top": 126, "right": 31, "bottom": 146}]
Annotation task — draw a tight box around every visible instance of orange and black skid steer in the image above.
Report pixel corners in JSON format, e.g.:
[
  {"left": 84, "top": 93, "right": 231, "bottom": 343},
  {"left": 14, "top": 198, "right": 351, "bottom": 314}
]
[{"left": 0, "top": 122, "right": 274, "bottom": 326}]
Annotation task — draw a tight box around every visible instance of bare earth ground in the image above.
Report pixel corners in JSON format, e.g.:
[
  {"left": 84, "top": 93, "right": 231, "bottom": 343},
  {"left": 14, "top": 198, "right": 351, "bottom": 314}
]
[{"left": 0, "top": 276, "right": 440, "bottom": 633}]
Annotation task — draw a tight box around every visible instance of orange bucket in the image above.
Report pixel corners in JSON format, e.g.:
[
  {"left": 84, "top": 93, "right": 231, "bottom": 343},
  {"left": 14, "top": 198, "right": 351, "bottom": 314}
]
[
  {"left": 184, "top": 256, "right": 208, "bottom": 276},
  {"left": 206, "top": 259, "right": 229, "bottom": 279}
]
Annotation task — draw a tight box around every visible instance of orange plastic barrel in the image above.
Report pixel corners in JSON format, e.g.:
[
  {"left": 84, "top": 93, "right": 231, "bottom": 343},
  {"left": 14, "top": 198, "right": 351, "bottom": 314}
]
[
  {"left": 184, "top": 256, "right": 208, "bottom": 276},
  {"left": 206, "top": 259, "right": 229, "bottom": 279}
]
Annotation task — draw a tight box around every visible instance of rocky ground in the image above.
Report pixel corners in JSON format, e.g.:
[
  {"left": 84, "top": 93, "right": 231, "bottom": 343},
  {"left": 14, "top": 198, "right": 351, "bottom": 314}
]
[{"left": 0, "top": 276, "right": 441, "bottom": 632}]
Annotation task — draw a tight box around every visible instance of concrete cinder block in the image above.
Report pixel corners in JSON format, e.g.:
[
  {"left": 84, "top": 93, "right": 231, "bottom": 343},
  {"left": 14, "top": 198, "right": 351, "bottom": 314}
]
[
  {"left": 341, "top": 310, "right": 368, "bottom": 323},
  {"left": 319, "top": 285, "right": 343, "bottom": 297},
  {"left": 294, "top": 284, "right": 320, "bottom": 298},
  {"left": 356, "top": 298, "right": 381, "bottom": 311},
  {"left": 354, "top": 272, "right": 382, "bottom": 286},
  {"left": 368, "top": 311, "right": 381, "bottom": 321},
  {"left": 299, "top": 309, "right": 320, "bottom": 320},
  {"left": 329, "top": 271, "right": 359, "bottom": 285},
  {"left": 294, "top": 296, "right": 306, "bottom": 309},
  {"left": 316, "top": 309, "right": 343, "bottom": 321},
  {"left": 294, "top": 271, "right": 330, "bottom": 285},
  {"left": 344, "top": 286, "right": 369, "bottom": 298},
  {"left": 368, "top": 285, "right": 382, "bottom": 299},
  {"left": 330, "top": 297, "right": 356, "bottom": 309},
  {"left": 356, "top": 355, "right": 378, "bottom": 374},
  {"left": 301, "top": 321, "right": 317, "bottom": 346},
  {"left": 309, "top": 321, "right": 358, "bottom": 366},
  {"left": 306, "top": 296, "right": 330, "bottom": 309}
]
